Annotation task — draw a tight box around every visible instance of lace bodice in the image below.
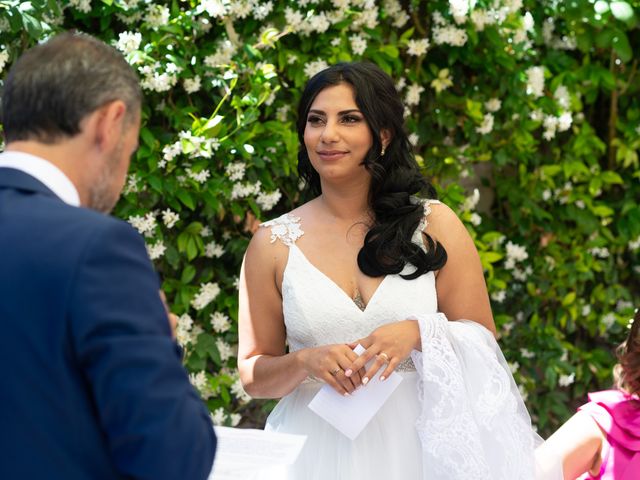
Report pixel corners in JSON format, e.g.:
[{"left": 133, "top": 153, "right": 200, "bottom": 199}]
[{"left": 261, "top": 200, "right": 441, "bottom": 354}]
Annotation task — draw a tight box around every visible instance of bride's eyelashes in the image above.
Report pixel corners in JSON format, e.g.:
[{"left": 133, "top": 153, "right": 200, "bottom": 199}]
[{"left": 306, "top": 114, "right": 364, "bottom": 126}]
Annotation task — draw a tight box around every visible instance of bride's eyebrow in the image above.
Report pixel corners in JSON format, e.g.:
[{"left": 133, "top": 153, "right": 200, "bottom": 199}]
[{"left": 307, "top": 109, "right": 362, "bottom": 115}]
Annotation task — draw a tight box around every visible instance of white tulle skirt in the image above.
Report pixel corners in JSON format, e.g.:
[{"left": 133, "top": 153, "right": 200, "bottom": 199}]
[{"left": 265, "top": 371, "right": 423, "bottom": 480}]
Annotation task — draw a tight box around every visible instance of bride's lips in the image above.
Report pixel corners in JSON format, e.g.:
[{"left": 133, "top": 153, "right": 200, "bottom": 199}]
[{"left": 317, "top": 150, "right": 349, "bottom": 161}]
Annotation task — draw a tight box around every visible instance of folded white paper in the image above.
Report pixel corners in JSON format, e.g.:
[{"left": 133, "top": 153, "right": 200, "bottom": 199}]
[
  {"left": 307, "top": 344, "right": 403, "bottom": 440},
  {"left": 209, "top": 426, "right": 307, "bottom": 480}
]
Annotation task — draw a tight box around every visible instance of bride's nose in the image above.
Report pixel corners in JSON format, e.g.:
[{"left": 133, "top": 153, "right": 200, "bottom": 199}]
[{"left": 319, "top": 119, "right": 340, "bottom": 143}]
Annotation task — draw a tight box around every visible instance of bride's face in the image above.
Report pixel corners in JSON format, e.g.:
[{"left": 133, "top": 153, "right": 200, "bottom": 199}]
[{"left": 303, "top": 82, "right": 373, "bottom": 184}]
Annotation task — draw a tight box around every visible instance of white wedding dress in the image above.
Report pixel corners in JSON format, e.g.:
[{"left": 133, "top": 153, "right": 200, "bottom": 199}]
[{"left": 261, "top": 200, "right": 559, "bottom": 480}]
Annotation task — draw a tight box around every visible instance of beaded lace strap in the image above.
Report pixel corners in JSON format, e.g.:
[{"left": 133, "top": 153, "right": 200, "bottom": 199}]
[
  {"left": 260, "top": 213, "right": 304, "bottom": 247},
  {"left": 413, "top": 199, "right": 441, "bottom": 249}
]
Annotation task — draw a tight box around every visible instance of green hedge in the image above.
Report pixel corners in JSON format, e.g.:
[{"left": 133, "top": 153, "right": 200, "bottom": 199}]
[{"left": 1, "top": 0, "right": 638, "bottom": 435}]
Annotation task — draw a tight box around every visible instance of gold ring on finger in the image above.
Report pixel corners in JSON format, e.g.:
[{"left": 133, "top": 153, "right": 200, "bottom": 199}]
[
  {"left": 330, "top": 367, "right": 341, "bottom": 376},
  {"left": 379, "top": 352, "right": 390, "bottom": 363}
]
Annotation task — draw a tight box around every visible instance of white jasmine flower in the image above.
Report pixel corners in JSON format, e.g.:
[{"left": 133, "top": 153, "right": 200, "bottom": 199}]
[
  {"left": 629, "top": 235, "right": 640, "bottom": 251},
  {"left": 602, "top": 312, "right": 617, "bottom": 329},
  {"left": 518, "top": 384, "right": 528, "bottom": 401},
  {"left": 216, "top": 338, "right": 234, "bottom": 362},
  {"left": 491, "top": 290, "right": 506, "bottom": 303},
  {"left": 309, "top": 12, "right": 330, "bottom": 33},
  {"left": 231, "top": 377, "right": 252, "bottom": 403},
  {"left": 284, "top": 8, "right": 304, "bottom": 32},
  {"left": 408, "top": 133, "right": 419, "bottom": 146},
  {"left": 231, "top": 181, "right": 261, "bottom": 200},
  {"left": 162, "top": 209, "right": 179, "bottom": 229},
  {"left": 582, "top": 305, "right": 592, "bottom": 316},
  {"left": 557, "top": 112, "right": 573, "bottom": 132},
  {"left": 433, "top": 24, "right": 468, "bottom": 47},
  {"left": 211, "top": 312, "right": 231, "bottom": 333},
  {"left": 0, "top": 49, "right": 9, "bottom": 73},
  {"left": 396, "top": 77, "right": 406, "bottom": 91},
  {"left": 616, "top": 300, "right": 633, "bottom": 312},
  {"left": 210, "top": 408, "right": 226, "bottom": 426},
  {"left": 277, "top": 105, "right": 290, "bottom": 122},
  {"left": 508, "top": 361, "right": 520, "bottom": 374},
  {"left": 330, "top": 38, "right": 342, "bottom": 47},
  {"left": 192, "top": 282, "right": 221, "bottom": 310},
  {"left": 470, "top": 9, "right": 496, "bottom": 31},
  {"left": 558, "top": 373, "right": 575, "bottom": 387},
  {"left": 184, "top": 76, "right": 202, "bottom": 94},
  {"left": 304, "top": 59, "right": 329, "bottom": 78},
  {"left": 69, "top": 0, "right": 91, "bottom": 13},
  {"left": 530, "top": 109, "right": 544, "bottom": 122},
  {"left": 146, "top": 241, "right": 166, "bottom": 260},
  {"left": 229, "top": 413, "right": 242, "bottom": 426},
  {"left": 485, "top": 98, "right": 501, "bottom": 112},
  {"left": 589, "top": 247, "right": 610, "bottom": 259},
  {"left": 225, "top": 162, "right": 246, "bottom": 181},
  {"left": 407, "top": 38, "right": 430, "bottom": 56},
  {"left": 205, "top": 241, "right": 225, "bottom": 258},
  {"left": 253, "top": 1, "right": 273, "bottom": 20},
  {"left": 162, "top": 142, "right": 181, "bottom": 162},
  {"left": 190, "top": 371, "right": 214, "bottom": 399},
  {"left": 202, "top": 0, "right": 228, "bottom": 18},
  {"left": 542, "top": 189, "right": 552, "bottom": 201},
  {"left": 405, "top": 83, "right": 424, "bottom": 106},
  {"left": 201, "top": 226, "right": 212, "bottom": 237},
  {"left": 505, "top": 241, "right": 528, "bottom": 270},
  {"left": 431, "top": 69, "right": 453, "bottom": 94},
  {"left": 575, "top": 200, "right": 585, "bottom": 209},
  {"left": 463, "top": 188, "right": 480, "bottom": 211},
  {"left": 525, "top": 66, "right": 545, "bottom": 98},
  {"left": 187, "top": 168, "right": 211, "bottom": 184},
  {"left": 470, "top": 212, "right": 482, "bottom": 226},
  {"left": 145, "top": 4, "right": 170, "bottom": 28},
  {"left": 554, "top": 85, "right": 570, "bottom": 109},
  {"left": 176, "top": 313, "right": 195, "bottom": 347},
  {"left": 520, "top": 348, "right": 535, "bottom": 359},
  {"left": 448, "top": 0, "right": 469, "bottom": 24},
  {"left": 476, "top": 113, "right": 494, "bottom": 135},
  {"left": 256, "top": 190, "right": 282, "bottom": 211},
  {"left": 115, "top": 32, "right": 142, "bottom": 55},
  {"left": 128, "top": 212, "right": 157, "bottom": 237},
  {"left": 350, "top": 34, "right": 367, "bottom": 56}
]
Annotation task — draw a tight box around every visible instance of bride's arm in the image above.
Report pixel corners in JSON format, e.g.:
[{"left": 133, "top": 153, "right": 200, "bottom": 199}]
[
  {"left": 237, "top": 227, "right": 360, "bottom": 398},
  {"left": 426, "top": 202, "right": 497, "bottom": 336}
]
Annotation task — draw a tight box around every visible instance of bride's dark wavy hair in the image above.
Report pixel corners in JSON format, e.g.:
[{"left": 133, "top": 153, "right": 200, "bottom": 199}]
[
  {"left": 614, "top": 308, "right": 640, "bottom": 399},
  {"left": 296, "top": 62, "right": 447, "bottom": 279}
]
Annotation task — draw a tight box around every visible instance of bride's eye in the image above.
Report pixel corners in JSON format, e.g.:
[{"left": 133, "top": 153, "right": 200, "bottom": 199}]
[
  {"left": 307, "top": 115, "right": 325, "bottom": 125},
  {"left": 341, "top": 114, "right": 363, "bottom": 124}
]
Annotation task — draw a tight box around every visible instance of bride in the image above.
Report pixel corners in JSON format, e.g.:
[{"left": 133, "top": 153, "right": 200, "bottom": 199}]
[{"left": 238, "top": 62, "right": 552, "bottom": 479}]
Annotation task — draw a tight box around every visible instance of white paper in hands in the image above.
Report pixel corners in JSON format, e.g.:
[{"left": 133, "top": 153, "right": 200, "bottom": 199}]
[{"left": 307, "top": 344, "right": 403, "bottom": 440}]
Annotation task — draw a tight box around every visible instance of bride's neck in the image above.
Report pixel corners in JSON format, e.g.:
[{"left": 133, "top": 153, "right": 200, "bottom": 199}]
[{"left": 317, "top": 181, "right": 370, "bottom": 224}]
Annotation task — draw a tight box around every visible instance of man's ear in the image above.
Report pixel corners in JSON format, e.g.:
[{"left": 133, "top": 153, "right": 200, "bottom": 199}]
[
  {"left": 92, "top": 100, "right": 127, "bottom": 150},
  {"left": 380, "top": 128, "right": 392, "bottom": 149}
]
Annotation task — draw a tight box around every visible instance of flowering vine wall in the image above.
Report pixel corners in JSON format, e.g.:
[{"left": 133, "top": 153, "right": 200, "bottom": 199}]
[{"left": 1, "top": 0, "right": 638, "bottom": 434}]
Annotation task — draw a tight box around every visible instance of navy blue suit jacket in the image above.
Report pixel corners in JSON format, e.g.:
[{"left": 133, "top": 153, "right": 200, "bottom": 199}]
[{"left": 0, "top": 168, "right": 216, "bottom": 479}]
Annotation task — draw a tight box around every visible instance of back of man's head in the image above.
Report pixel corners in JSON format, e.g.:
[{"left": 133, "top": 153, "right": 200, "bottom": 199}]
[{"left": 1, "top": 32, "right": 142, "bottom": 144}]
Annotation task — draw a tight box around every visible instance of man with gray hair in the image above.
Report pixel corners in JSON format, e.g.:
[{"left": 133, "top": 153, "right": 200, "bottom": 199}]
[{"left": 0, "top": 32, "right": 217, "bottom": 479}]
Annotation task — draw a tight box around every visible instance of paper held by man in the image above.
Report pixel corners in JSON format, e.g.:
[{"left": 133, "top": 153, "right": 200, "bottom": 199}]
[
  {"left": 209, "top": 426, "right": 307, "bottom": 480},
  {"left": 307, "top": 344, "right": 403, "bottom": 440}
]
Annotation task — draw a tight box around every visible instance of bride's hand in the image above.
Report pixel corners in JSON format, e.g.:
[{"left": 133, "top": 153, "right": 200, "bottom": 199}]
[
  {"left": 297, "top": 344, "right": 365, "bottom": 396},
  {"left": 345, "top": 320, "right": 420, "bottom": 384}
]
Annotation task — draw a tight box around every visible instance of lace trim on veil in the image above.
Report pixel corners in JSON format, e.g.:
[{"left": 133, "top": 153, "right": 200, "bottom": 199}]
[{"left": 410, "top": 313, "right": 539, "bottom": 480}]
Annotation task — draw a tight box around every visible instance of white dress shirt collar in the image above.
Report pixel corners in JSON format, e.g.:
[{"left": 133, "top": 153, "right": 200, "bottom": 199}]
[{"left": 0, "top": 151, "right": 80, "bottom": 207}]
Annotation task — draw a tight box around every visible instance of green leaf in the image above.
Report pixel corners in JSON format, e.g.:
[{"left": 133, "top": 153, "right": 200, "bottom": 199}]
[
  {"left": 562, "top": 292, "right": 576, "bottom": 306},
  {"left": 181, "top": 265, "right": 197, "bottom": 284},
  {"left": 177, "top": 190, "right": 196, "bottom": 210},
  {"left": 612, "top": 31, "right": 632, "bottom": 62},
  {"left": 600, "top": 171, "right": 623, "bottom": 184}
]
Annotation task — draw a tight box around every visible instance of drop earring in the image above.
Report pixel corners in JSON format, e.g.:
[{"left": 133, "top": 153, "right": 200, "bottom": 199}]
[{"left": 380, "top": 146, "right": 386, "bottom": 156}]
